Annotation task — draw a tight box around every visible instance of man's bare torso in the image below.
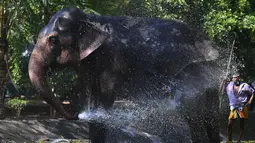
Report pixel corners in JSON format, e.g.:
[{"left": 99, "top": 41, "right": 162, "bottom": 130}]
[{"left": 234, "top": 85, "right": 239, "bottom": 96}]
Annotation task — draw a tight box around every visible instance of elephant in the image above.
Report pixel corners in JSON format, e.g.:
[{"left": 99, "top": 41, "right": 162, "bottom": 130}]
[{"left": 28, "top": 7, "right": 224, "bottom": 143}]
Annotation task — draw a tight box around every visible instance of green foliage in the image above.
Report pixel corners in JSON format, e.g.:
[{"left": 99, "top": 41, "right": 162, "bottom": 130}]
[
  {"left": 202, "top": 0, "right": 255, "bottom": 78},
  {"left": 47, "top": 68, "right": 78, "bottom": 99},
  {"left": 7, "top": 97, "right": 29, "bottom": 116},
  {"left": 120, "top": 0, "right": 186, "bottom": 19}
]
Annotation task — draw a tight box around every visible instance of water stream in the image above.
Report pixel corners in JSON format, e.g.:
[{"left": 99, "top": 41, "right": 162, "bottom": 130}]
[{"left": 78, "top": 98, "right": 192, "bottom": 143}]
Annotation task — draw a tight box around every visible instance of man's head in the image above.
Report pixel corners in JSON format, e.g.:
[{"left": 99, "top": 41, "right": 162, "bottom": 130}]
[{"left": 232, "top": 73, "right": 241, "bottom": 86}]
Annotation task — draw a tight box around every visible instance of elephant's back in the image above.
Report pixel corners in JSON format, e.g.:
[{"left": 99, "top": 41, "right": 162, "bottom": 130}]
[
  {"left": 88, "top": 14, "right": 220, "bottom": 84},
  {"left": 117, "top": 22, "right": 219, "bottom": 78},
  {"left": 87, "top": 14, "right": 173, "bottom": 30}
]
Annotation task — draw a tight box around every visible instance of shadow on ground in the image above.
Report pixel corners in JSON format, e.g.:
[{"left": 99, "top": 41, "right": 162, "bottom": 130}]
[
  {"left": 0, "top": 112, "right": 254, "bottom": 142},
  {"left": 0, "top": 119, "right": 89, "bottom": 142}
]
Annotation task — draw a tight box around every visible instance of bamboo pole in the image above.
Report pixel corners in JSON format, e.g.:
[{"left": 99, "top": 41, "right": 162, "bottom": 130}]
[{"left": 219, "top": 39, "right": 235, "bottom": 109}]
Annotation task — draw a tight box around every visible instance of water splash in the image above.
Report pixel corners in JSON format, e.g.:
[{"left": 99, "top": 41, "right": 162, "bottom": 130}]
[
  {"left": 78, "top": 98, "right": 192, "bottom": 143},
  {"left": 78, "top": 98, "right": 177, "bottom": 124},
  {"left": 76, "top": 51, "right": 226, "bottom": 143}
]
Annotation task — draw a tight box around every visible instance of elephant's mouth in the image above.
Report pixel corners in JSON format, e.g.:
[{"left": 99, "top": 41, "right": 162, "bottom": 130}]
[{"left": 56, "top": 49, "right": 80, "bottom": 66}]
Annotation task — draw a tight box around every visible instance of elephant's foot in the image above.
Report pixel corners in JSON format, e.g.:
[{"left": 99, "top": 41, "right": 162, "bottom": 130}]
[
  {"left": 205, "top": 123, "right": 220, "bottom": 143},
  {"left": 204, "top": 88, "right": 220, "bottom": 143},
  {"left": 186, "top": 116, "right": 210, "bottom": 143},
  {"left": 89, "top": 122, "right": 106, "bottom": 143}
]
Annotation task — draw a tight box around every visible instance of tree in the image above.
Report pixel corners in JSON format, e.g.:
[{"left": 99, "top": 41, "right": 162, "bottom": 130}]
[
  {"left": 0, "top": 0, "right": 9, "bottom": 119},
  {"left": 203, "top": 0, "right": 255, "bottom": 78}
]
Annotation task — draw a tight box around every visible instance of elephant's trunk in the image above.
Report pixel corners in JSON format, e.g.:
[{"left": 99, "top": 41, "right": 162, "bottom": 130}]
[{"left": 28, "top": 47, "right": 77, "bottom": 120}]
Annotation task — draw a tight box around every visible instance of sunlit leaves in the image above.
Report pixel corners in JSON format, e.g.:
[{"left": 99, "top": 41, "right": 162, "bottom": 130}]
[
  {"left": 204, "top": 10, "right": 238, "bottom": 39},
  {"left": 202, "top": 0, "right": 255, "bottom": 77},
  {"left": 241, "top": 15, "right": 255, "bottom": 30}
]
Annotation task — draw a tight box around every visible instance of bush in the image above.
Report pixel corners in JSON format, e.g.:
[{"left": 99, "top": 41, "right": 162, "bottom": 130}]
[{"left": 7, "top": 97, "right": 29, "bottom": 117}]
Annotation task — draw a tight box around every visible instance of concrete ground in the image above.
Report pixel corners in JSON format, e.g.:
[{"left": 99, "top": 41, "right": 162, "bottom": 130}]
[
  {"left": 0, "top": 109, "right": 254, "bottom": 142},
  {"left": 0, "top": 116, "right": 254, "bottom": 142},
  {"left": 0, "top": 118, "right": 162, "bottom": 143},
  {"left": 0, "top": 119, "right": 90, "bottom": 142}
]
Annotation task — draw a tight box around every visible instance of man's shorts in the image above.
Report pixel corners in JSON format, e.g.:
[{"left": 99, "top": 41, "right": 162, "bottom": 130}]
[{"left": 228, "top": 106, "right": 248, "bottom": 120}]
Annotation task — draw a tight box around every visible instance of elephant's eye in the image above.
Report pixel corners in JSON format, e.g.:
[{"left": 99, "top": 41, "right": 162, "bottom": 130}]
[{"left": 49, "top": 36, "right": 58, "bottom": 44}]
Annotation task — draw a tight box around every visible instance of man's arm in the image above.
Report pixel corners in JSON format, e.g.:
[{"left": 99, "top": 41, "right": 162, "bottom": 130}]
[
  {"left": 247, "top": 92, "right": 254, "bottom": 105},
  {"left": 219, "top": 78, "right": 228, "bottom": 95}
]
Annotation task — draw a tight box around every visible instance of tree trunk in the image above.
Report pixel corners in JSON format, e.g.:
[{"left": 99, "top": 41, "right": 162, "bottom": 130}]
[
  {"left": 0, "top": 55, "right": 7, "bottom": 119},
  {"left": 0, "top": 0, "right": 9, "bottom": 119}
]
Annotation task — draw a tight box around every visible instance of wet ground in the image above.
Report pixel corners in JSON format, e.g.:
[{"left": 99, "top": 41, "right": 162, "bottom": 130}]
[
  {"left": 0, "top": 107, "right": 254, "bottom": 142},
  {"left": 220, "top": 112, "right": 255, "bottom": 142},
  {"left": 0, "top": 119, "right": 89, "bottom": 142},
  {"left": 0, "top": 114, "right": 254, "bottom": 142},
  {"left": 0, "top": 118, "right": 163, "bottom": 143}
]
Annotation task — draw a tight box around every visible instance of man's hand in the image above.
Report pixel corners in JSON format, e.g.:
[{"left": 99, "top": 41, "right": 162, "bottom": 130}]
[
  {"left": 219, "top": 77, "right": 228, "bottom": 94},
  {"left": 246, "top": 94, "right": 254, "bottom": 106},
  {"left": 247, "top": 100, "right": 252, "bottom": 105}
]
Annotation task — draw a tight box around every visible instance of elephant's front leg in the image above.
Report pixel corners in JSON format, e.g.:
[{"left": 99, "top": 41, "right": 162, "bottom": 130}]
[
  {"left": 97, "top": 69, "right": 123, "bottom": 109},
  {"left": 88, "top": 69, "right": 121, "bottom": 143},
  {"left": 82, "top": 70, "right": 116, "bottom": 111},
  {"left": 85, "top": 71, "right": 108, "bottom": 143},
  {"left": 74, "top": 66, "right": 95, "bottom": 112}
]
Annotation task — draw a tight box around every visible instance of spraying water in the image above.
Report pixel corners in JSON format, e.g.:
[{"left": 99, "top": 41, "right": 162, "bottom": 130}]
[
  {"left": 75, "top": 56, "right": 227, "bottom": 142},
  {"left": 79, "top": 97, "right": 192, "bottom": 143}
]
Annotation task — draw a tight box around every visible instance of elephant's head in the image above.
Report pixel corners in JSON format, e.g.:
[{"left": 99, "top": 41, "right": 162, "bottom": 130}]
[{"left": 28, "top": 8, "right": 109, "bottom": 119}]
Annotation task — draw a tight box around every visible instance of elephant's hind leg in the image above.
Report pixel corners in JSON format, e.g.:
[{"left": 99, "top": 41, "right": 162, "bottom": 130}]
[
  {"left": 204, "top": 88, "right": 220, "bottom": 143},
  {"left": 184, "top": 102, "right": 210, "bottom": 143},
  {"left": 89, "top": 122, "right": 107, "bottom": 143}
]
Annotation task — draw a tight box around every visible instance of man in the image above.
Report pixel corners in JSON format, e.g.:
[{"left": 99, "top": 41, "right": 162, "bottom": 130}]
[{"left": 226, "top": 73, "right": 254, "bottom": 143}]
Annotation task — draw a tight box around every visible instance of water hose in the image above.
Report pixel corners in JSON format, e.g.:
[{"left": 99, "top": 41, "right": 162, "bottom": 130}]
[{"left": 219, "top": 39, "right": 235, "bottom": 109}]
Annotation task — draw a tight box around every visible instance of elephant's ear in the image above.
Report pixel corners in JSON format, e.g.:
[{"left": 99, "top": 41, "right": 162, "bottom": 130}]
[{"left": 78, "top": 23, "right": 110, "bottom": 60}]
